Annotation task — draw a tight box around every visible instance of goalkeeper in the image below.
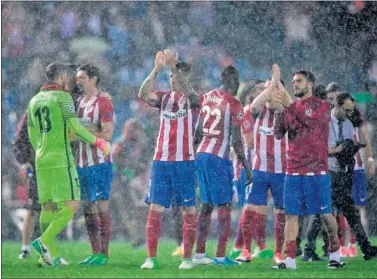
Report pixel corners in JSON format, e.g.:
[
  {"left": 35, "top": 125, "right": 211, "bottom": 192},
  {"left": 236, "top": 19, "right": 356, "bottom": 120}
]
[{"left": 27, "top": 62, "right": 110, "bottom": 266}]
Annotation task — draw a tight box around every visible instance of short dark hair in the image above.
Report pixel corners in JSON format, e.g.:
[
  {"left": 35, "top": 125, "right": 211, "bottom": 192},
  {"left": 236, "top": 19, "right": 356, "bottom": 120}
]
[
  {"left": 292, "top": 70, "right": 315, "bottom": 85},
  {"left": 46, "top": 62, "right": 77, "bottom": 81},
  {"left": 326, "top": 82, "right": 343, "bottom": 93},
  {"left": 336, "top": 92, "right": 354, "bottom": 106},
  {"left": 77, "top": 64, "right": 101, "bottom": 85},
  {"left": 313, "top": 84, "right": 327, "bottom": 100},
  {"left": 176, "top": 61, "right": 191, "bottom": 74},
  {"left": 221, "top": 65, "right": 239, "bottom": 81}
]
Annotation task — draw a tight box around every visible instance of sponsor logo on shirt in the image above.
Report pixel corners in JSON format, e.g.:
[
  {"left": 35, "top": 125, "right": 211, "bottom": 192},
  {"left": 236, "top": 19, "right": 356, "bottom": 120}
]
[
  {"left": 163, "top": 109, "right": 187, "bottom": 120},
  {"left": 258, "top": 126, "right": 274, "bottom": 135}
]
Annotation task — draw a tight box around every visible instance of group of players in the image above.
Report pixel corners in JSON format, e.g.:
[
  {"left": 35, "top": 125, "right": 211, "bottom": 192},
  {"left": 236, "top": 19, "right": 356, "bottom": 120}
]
[{"left": 20, "top": 47, "right": 376, "bottom": 270}]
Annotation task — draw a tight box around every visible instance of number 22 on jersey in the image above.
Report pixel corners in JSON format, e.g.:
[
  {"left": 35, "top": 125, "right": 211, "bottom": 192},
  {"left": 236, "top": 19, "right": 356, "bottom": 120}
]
[{"left": 202, "top": 105, "right": 222, "bottom": 135}]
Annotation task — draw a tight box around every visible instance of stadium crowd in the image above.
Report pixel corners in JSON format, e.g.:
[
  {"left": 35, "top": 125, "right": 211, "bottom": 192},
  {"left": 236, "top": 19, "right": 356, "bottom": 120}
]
[{"left": 2, "top": 1, "right": 377, "bottom": 264}]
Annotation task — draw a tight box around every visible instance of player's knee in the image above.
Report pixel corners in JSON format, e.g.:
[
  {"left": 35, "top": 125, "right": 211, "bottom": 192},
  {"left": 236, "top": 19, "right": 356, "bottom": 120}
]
[
  {"left": 285, "top": 214, "right": 298, "bottom": 223},
  {"left": 97, "top": 200, "right": 109, "bottom": 212},
  {"left": 150, "top": 203, "right": 164, "bottom": 212},
  {"left": 64, "top": 200, "right": 80, "bottom": 213},
  {"left": 217, "top": 203, "right": 232, "bottom": 210},
  {"left": 42, "top": 201, "right": 54, "bottom": 211},
  {"left": 182, "top": 206, "right": 196, "bottom": 215},
  {"left": 200, "top": 203, "right": 214, "bottom": 216},
  {"left": 274, "top": 208, "right": 285, "bottom": 214}
]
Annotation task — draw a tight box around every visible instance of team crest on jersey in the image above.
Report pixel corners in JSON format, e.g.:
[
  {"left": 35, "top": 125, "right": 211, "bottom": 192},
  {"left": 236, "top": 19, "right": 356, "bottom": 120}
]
[
  {"left": 305, "top": 108, "right": 313, "bottom": 117},
  {"left": 178, "top": 96, "right": 186, "bottom": 107},
  {"left": 237, "top": 112, "right": 243, "bottom": 120}
]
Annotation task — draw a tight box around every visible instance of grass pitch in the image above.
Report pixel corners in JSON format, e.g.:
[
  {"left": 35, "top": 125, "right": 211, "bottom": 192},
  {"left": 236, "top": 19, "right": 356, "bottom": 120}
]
[{"left": 2, "top": 239, "right": 377, "bottom": 278}]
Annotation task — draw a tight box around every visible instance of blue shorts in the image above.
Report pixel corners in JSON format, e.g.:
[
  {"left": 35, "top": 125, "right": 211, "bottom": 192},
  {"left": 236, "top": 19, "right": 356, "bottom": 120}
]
[
  {"left": 246, "top": 170, "right": 285, "bottom": 208},
  {"left": 145, "top": 160, "right": 196, "bottom": 209},
  {"left": 284, "top": 174, "right": 333, "bottom": 216},
  {"left": 77, "top": 163, "right": 113, "bottom": 201},
  {"left": 196, "top": 152, "right": 233, "bottom": 206},
  {"left": 352, "top": 169, "right": 367, "bottom": 206}
]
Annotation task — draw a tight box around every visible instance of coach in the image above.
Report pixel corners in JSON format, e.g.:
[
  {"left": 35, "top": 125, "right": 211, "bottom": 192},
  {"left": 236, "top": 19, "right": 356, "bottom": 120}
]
[{"left": 328, "top": 93, "right": 377, "bottom": 261}]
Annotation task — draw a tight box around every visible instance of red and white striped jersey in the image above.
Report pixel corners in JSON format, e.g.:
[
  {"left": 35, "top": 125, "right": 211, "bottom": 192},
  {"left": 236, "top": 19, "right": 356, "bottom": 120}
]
[
  {"left": 353, "top": 127, "right": 364, "bottom": 170},
  {"left": 151, "top": 91, "right": 196, "bottom": 161},
  {"left": 197, "top": 88, "right": 243, "bottom": 159},
  {"left": 253, "top": 105, "right": 287, "bottom": 173},
  {"left": 76, "top": 93, "right": 113, "bottom": 167}
]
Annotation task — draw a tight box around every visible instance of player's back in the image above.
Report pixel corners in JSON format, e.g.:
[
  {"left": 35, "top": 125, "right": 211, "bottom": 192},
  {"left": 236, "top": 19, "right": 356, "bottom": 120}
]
[
  {"left": 28, "top": 89, "right": 76, "bottom": 170},
  {"left": 197, "top": 88, "right": 243, "bottom": 159}
]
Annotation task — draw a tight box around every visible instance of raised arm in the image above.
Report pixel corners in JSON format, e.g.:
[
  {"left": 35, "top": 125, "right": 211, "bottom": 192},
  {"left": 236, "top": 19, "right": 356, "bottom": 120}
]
[{"left": 138, "top": 51, "right": 165, "bottom": 107}]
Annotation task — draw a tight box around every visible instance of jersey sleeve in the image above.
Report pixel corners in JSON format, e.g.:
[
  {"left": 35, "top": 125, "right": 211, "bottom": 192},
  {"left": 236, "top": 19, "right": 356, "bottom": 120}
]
[
  {"left": 98, "top": 97, "right": 114, "bottom": 123},
  {"left": 241, "top": 109, "right": 254, "bottom": 134},
  {"left": 26, "top": 107, "right": 37, "bottom": 150},
  {"left": 58, "top": 93, "right": 96, "bottom": 144},
  {"left": 231, "top": 98, "right": 244, "bottom": 126}
]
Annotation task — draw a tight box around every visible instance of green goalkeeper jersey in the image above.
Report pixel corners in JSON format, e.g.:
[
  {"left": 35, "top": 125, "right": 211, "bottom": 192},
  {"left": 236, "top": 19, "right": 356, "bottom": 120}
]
[{"left": 27, "top": 83, "right": 96, "bottom": 170}]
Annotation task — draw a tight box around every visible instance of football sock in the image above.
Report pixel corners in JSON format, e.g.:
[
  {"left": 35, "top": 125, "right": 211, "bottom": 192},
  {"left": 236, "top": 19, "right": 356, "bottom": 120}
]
[
  {"left": 285, "top": 240, "right": 296, "bottom": 259},
  {"left": 196, "top": 212, "right": 211, "bottom": 254},
  {"left": 274, "top": 213, "right": 285, "bottom": 253},
  {"left": 234, "top": 216, "right": 244, "bottom": 249},
  {"left": 98, "top": 211, "right": 111, "bottom": 256},
  {"left": 183, "top": 213, "right": 197, "bottom": 259},
  {"left": 254, "top": 212, "right": 267, "bottom": 250},
  {"left": 85, "top": 212, "right": 101, "bottom": 254},
  {"left": 216, "top": 206, "right": 231, "bottom": 257},
  {"left": 41, "top": 206, "right": 74, "bottom": 258},
  {"left": 146, "top": 210, "right": 161, "bottom": 258},
  {"left": 242, "top": 209, "right": 254, "bottom": 252},
  {"left": 39, "top": 209, "right": 54, "bottom": 234}
]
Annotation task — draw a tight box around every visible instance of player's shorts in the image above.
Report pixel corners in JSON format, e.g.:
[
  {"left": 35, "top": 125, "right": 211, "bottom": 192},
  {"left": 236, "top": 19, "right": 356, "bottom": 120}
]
[
  {"left": 25, "top": 174, "right": 41, "bottom": 211},
  {"left": 284, "top": 174, "right": 333, "bottom": 216},
  {"left": 246, "top": 170, "right": 285, "bottom": 208},
  {"left": 145, "top": 160, "right": 196, "bottom": 209},
  {"left": 196, "top": 152, "right": 233, "bottom": 206},
  {"left": 352, "top": 169, "right": 367, "bottom": 206},
  {"left": 77, "top": 162, "right": 113, "bottom": 201},
  {"left": 36, "top": 167, "right": 81, "bottom": 204}
]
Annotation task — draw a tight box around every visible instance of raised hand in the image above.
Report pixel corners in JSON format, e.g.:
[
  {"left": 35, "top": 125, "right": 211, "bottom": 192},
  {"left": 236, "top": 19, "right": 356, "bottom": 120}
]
[
  {"left": 163, "top": 49, "right": 178, "bottom": 69},
  {"left": 271, "top": 64, "right": 281, "bottom": 87},
  {"left": 154, "top": 50, "right": 165, "bottom": 72},
  {"left": 272, "top": 89, "right": 292, "bottom": 108}
]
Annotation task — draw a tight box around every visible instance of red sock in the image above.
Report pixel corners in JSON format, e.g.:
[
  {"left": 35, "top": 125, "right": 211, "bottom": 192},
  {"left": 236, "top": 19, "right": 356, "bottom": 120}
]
[
  {"left": 338, "top": 214, "right": 347, "bottom": 246},
  {"left": 253, "top": 212, "right": 267, "bottom": 250},
  {"left": 84, "top": 213, "right": 101, "bottom": 254},
  {"left": 216, "top": 207, "right": 231, "bottom": 257},
  {"left": 183, "top": 213, "right": 197, "bottom": 259},
  {"left": 274, "top": 213, "right": 285, "bottom": 253},
  {"left": 349, "top": 231, "right": 356, "bottom": 245},
  {"left": 241, "top": 209, "right": 254, "bottom": 252},
  {"left": 146, "top": 210, "right": 162, "bottom": 257},
  {"left": 234, "top": 216, "right": 244, "bottom": 249},
  {"left": 98, "top": 210, "right": 111, "bottom": 256},
  {"left": 196, "top": 212, "right": 211, "bottom": 253},
  {"left": 285, "top": 240, "right": 296, "bottom": 259}
]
